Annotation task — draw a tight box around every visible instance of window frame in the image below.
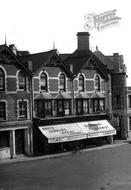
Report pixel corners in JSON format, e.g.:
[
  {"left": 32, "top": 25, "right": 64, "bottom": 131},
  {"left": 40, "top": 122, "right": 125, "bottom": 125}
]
[
  {"left": 59, "top": 73, "right": 66, "bottom": 91},
  {"left": 40, "top": 72, "right": 48, "bottom": 92},
  {"left": 18, "top": 100, "right": 28, "bottom": 119},
  {"left": 0, "top": 68, "right": 5, "bottom": 91},
  {"left": 79, "top": 74, "right": 84, "bottom": 92},
  {"left": 18, "top": 71, "right": 26, "bottom": 91},
  {"left": 94, "top": 74, "right": 100, "bottom": 91},
  {"left": 0, "top": 101, "right": 6, "bottom": 120}
]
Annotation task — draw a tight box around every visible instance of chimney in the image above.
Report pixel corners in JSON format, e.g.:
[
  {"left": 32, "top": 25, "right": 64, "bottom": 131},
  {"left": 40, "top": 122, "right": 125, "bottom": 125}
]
[{"left": 77, "top": 32, "right": 90, "bottom": 51}]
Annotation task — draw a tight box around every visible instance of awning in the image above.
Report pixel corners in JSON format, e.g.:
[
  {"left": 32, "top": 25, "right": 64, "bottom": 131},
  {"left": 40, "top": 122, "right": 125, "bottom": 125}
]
[
  {"left": 77, "top": 120, "right": 116, "bottom": 138},
  {"left": 39, "top": 123, "right": 87, "bottom": 143}
]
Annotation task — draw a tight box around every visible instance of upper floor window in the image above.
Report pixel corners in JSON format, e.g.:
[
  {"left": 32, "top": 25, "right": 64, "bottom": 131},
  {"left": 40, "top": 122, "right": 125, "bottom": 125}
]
[
  {"left": 40, "top": 72, "right": 48, "bottom": 91},
  {"left": 0, "top": 68, "right": 5, "bottom": 91},
  {"left": 128, "top": 95, "right": 131, "bottom": 108},
  {"left": 94, "top": 75, "right": 100, "bottom": 91},
  {"left": 59, "top": 73, "right": 66, "bottom": 91},
  {"left": 18, "top": 100, "right": 28, "bottom": 119},
  {"left": 0, "top": 102, "right": 6, "bottom": 120},
  {"left": 18, "top": 71, "right": 26, "bottom": 91},
  {"left": 79, "top": 74, "right": 84, "bottom": 91}
]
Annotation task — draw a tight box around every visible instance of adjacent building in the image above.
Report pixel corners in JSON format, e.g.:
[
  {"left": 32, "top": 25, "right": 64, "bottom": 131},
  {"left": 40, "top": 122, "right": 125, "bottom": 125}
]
[{"left": 0, "top": 45, "right": 33, "bottom": 159}]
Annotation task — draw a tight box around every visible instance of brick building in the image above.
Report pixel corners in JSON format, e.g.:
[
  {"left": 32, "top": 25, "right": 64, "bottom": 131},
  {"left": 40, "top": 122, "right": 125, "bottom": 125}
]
[
  {"left": 94, "top": 48, "right": 128, "bottom": 139},
  {"left": 0, "top": 45, "right": 33, "bottom": 159},
  {"left": 20, "top": 32, "right": 116, "bottom": 155},
  {"left": 127, "top": 87, "right": 131, "bottom": 138}
]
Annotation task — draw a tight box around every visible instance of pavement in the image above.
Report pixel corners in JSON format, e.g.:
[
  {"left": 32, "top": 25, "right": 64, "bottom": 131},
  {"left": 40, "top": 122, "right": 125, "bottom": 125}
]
[{"left": 0, "top": 139, "right": 130, "bottom": 165}]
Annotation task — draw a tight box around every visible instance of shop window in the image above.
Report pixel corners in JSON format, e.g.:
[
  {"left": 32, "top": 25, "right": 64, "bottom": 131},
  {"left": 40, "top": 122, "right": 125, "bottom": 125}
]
[
  {"left": 129, "top": 117, "right": 131, "bottom": 131},
  {"left": 128, "top": 95, "right": 131, "bottom": 108},
  {"left": 79, "top": 74, "right": 84, "bottom": 91},
  {"left": 45, "top": 100, "right": 52, "bottom": 117},
  {"left": 18, "top": 101, "right": 27, "bottom": 119},
  {"left": 0, "top": 131, "right": 9, "bottom": 148},
  {"left": 64, "top": 100, "right": 71, "bottom": 116},
  {"left": 57, "top": 100, "right": 64, "bottom": 116},
  {"left": 83, "top": 100, "right": 89, "bottom": 114},
  {"left": 18, "top": 71, "right": 26, "bottom": 91},
  {"left": 40, "top": 72, "right": 48, "bottom": 91},
  {"left": 0, "top": 68, "right": 5, "bottom": 91},
  {"left": 94, "top": 75, "right": 100, "bottom": 91},
  {"left": 0, "top": 102, "right": 6, "bottom": 120},
  {"left": 76, "top": 100, "right": 83, "bottom": 115},
  {"left": 59, "top": 73, "right": 66, "bottom": 91},
  {"left": 99, "top": 99, "right": 105, "bottom": 111},
  {"left": 93, "top": 99, "right": 99, "bottom": 112}
]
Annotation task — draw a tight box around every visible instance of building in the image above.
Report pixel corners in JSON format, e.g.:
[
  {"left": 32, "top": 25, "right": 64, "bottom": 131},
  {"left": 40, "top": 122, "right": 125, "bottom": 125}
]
[
  {"left": 20, "top": 32, "right": 116, "bottom": 156},
  {"left": 127, "top": 87, "right": 131, "bottom": 138},
  {"left": 0, "top": 44, "right": 33, "bottom": 159},
  {"left": 94, "top": 48, "right": 128, "bottom": 139}
]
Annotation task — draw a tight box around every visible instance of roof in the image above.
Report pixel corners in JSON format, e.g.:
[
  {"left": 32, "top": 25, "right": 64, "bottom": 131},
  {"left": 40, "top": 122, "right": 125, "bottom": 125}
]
[
  {"left": 59, "top": 53, "right": 71, "bottom": 61},
  {"left": 21, "top": 50, "right": 54, "bottom": 73},
  {"left": 75, "top": 92, "right": 89, "bottom": 99},
  {"left": 64, "top": 49, "right": 108, "bottom": 80},
  {"left": 0, "top": 44, "right": 33, "bottom": 76},
  {"left": 55, "top": 92, "right": 72, "bottom": 99},
  {"left": 21, "top": 50, "right": 74, "bottom": 79},
  {"left": 35, "top": 93, "right": 53, "bottom": 100},
  {"left": 91, "top": 91, "right": 105, "bottom": 99},
  {"left": 94, "top": 50, "right": 114, "bottom": 70}
]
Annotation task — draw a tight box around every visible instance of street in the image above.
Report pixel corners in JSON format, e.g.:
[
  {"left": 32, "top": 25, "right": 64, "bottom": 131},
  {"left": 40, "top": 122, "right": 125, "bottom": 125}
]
[{"left": 0, "top": 143, "right": 131, "bottom": 190}]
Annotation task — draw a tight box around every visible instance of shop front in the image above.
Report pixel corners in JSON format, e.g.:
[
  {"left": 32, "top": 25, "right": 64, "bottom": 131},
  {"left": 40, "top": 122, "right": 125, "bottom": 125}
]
[{"left": 34, "top": 119, "right": 116, "bottom": 155}]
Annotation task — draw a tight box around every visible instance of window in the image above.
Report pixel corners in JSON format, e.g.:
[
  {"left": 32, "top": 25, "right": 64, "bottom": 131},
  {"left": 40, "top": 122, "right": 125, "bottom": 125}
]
[
  {"left": 94, "top": 75, "right": 100, "bottom": 91},
  {"left": 129, "top": 117, "right": 131, "bottom": 130},
  {"left": 0, "top": 102, "right": 6, "bottom": 120},
  {"left": 18, "top": 71, "right": 26, "bottom": 91},
  {"left": 83, "top": 100, "right": 89, "bottom": 114},
  {"left": 40, "top": 72, "right": 48, "bottom": 91},
  {"left": 92, "top": 99, "right": 105, "bottom": 113},
  {"left": 45, "top": 100, "right": 52, "bottom": 117},
  {"left": 79, "top": 74, "right": 84, "bottom": 91},
  {"left": 93, "top": 99, "right": 99, "bottom": 112},
  {"left": 76, "top": 100, "right": 83, "bottom": 115},
  {"left": 128, "top": 95, "right": 131, "bottom": 108},
  {"left": 18, "top": 101, "right": 27, "bottom": 119},
  {"left": 0, "top": 131, "right": 9, "bottom": 148},
  {"left": 99, "top": 99, "right": 105, "bottom": 111},
  {"left": 0, "top": 68, "right": 5, "bottom": 91},
  {"left": 64, "top": 100, "right": 71, "bottom": 116},
  {"left": 59, "top": 73, "right": 66, "bottom": 91}
]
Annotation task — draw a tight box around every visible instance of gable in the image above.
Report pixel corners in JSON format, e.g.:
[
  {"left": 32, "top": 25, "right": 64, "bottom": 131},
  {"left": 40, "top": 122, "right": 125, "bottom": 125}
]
[{"left": 0, "top": 45, "right": 32, "bottom": 76}]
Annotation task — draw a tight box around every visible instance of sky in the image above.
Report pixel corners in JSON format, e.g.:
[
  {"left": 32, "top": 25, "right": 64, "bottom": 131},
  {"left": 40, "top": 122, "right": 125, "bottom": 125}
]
[{"left": 0, "top": 0, "right": 131, "bottom": 85}]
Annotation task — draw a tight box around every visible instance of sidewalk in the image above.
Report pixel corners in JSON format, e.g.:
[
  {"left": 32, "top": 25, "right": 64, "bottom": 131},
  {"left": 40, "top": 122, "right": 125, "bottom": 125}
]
[{"left": 0, "top": 139, "right": 129, "bottom": 165}]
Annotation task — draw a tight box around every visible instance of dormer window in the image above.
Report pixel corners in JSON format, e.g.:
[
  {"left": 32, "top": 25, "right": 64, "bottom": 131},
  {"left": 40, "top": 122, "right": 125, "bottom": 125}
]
[
  {"left": 79, "top": 74, "right": 84, "bottom": 91},
  {"left": 59, "top": 73, "right": 66, "bottom": 91},
  {"left": 40, "top": 72, "right": 48, "bottom": 91},
  {"left": 0, "top": 68, "right": 5, "bottom": 91},
  {"left": 94, "top": 75, "right": 100, "bottom": 91},
  {"left": 18, "top": 71, "right": 26, "bottom": 91}
]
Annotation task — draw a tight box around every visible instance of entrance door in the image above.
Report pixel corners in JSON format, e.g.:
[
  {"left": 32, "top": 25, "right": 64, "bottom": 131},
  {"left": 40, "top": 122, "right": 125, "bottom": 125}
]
[{"left": 15, "top": 129, "right": 25, "bottom": 155}]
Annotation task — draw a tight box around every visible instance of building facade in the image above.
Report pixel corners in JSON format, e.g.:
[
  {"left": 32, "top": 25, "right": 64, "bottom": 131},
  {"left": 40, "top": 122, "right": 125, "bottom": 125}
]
[
  {"left": 127, "top": 87, "right": 131, "bottom": 138},
  {"left": 0, "top": 45, "right": 33, "bottom": 159},
  {"left": 20, "top": 32, "right": 116, "bottom": 155},
  {"left": 94, "top": 49, "right": 128, "bottom": 139}
]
